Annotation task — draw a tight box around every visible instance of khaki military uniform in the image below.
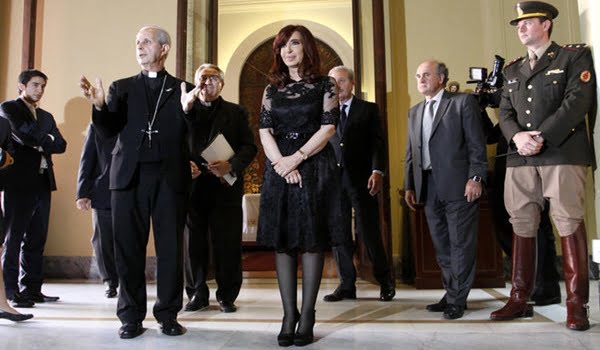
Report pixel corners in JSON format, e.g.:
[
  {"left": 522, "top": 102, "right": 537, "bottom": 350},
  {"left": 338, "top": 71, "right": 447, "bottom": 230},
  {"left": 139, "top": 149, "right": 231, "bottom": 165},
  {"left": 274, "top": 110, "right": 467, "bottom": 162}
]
[{"left": 499, "top": 41, "right": 595, "bottom": 236}]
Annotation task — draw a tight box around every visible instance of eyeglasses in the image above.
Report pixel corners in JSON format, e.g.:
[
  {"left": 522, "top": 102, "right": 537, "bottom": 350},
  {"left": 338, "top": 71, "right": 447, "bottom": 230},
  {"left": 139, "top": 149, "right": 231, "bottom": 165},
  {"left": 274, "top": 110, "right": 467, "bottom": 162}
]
[{"left": 199, "top": 75, "right": 221, "bottom": 83}]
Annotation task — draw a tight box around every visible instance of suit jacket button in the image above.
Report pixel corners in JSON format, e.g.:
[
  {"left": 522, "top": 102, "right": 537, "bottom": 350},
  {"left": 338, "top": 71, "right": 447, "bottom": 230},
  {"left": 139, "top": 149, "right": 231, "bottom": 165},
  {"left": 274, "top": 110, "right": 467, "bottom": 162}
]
[
  {"left": 526, "top": 123, "right": 532, "bottom": 128},
  {"left": 340, "top": 143, "right": 344, "bottom": 147},
  {"left": 527, "top": 97, "right": 532, "bottom": 102},
  {"left": 337, "top": 163, "right": 341, "bottom": 167},
  {"left": 525, "top": 110, "right": 531, "bottom": 114},
  {"left": 528, "top": 84, "right": 533, "bottom": 89}
]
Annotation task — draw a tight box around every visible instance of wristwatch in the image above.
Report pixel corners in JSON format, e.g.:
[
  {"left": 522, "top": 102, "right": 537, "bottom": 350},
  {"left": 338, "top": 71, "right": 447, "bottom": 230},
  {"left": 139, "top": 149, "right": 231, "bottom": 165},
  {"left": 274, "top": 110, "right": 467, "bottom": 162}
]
[{"left": 470, "top": 175, "right": 482, "bottom": 183}]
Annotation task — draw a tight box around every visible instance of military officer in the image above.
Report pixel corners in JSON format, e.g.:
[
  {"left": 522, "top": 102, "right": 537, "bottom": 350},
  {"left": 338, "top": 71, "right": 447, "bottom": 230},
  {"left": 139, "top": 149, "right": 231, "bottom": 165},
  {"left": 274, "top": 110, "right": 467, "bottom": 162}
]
[{"left": 490, "top": 1, "right": 596, "bottom": 331}]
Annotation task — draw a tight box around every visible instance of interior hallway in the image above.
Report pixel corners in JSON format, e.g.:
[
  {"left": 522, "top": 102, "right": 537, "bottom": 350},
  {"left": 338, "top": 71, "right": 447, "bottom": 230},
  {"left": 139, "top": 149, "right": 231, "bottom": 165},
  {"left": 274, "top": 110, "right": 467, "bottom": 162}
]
[{"left": 2, "top": 278, "right": 600, "bottom": 349}]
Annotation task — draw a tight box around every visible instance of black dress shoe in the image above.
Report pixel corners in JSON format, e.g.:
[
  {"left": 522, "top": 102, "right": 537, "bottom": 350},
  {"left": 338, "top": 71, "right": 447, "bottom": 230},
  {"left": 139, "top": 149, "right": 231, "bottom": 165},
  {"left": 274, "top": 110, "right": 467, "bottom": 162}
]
[
  {"left": 23, "top": 292, "right": 59, "bottom": 303},
  {"left": 426, "top": 297, "right": 447, "bottom": 312},
  {"left": 427, "top": 297, "right": 468, "bottom": 312},
  {"left": 323, "top": 287, "right": 356, "bottom": 302},
  {"left": 443, "top": 304, "right": 465, "bottom": 320},
  {"left": 185, "top": 294, "right": 209, "bottom": 311},
  {"left": 118, "top": 322, "right": 144, "bottom": 339},
  {"left": 105, "top": 287, "right": 117, "bottom": 298},
  {"left": 218, "top": 300, "right": 237, "bottom": 313},
  {"left": 8, "top": 292, "right": 35, "bottom": 308},
  {"left": 159, "top": 319, "right": 185, "bottom": 336},
  {"left": 379, "top": 282, "right": 396, "bottom": 301},
  {"left": 0, "top": 311, "right": 34, "bottom": 322}
]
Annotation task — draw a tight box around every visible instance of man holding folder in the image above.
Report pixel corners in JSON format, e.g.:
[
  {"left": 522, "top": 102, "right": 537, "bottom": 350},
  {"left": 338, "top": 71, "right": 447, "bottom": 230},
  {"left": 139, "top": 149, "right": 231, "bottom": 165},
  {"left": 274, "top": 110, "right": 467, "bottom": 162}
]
[{"left": 180, "top": 64, "right": 257, "bottom": 313}]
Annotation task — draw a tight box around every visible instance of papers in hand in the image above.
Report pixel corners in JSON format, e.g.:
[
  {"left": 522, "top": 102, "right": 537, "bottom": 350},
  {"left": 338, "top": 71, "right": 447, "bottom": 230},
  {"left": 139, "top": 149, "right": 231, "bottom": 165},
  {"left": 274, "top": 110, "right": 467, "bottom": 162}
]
[{"left": 201, "top": 133, "right": 237, "bottom": 185}]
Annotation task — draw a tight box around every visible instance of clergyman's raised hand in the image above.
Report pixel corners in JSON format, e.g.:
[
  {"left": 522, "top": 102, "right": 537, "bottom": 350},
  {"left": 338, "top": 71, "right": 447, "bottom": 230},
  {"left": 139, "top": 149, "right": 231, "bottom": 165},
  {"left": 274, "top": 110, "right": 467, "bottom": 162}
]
[
  {"left": 181, "top": 82, "right": 201, "bottom": 113},
  {"left": 80, "top": 75, "right": 105, "bottom": 110}
]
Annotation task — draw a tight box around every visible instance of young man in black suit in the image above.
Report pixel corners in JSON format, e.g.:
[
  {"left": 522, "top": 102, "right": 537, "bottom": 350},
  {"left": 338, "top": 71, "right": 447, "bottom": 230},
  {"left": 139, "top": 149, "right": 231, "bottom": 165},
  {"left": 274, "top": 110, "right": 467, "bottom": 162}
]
[
  {"left": 0, "top": 117, "right": 33, "bottom": 322},
  {"left": 0, "top": 69, "right": 66, "bottom": 307},
  {"left": 180, "top": 64, "right": 257, "bottom": 313},
  {"left": 76, "top": 124, "right": 118, "bottom": 298},
  {"left": 324, "top": 66, "right": 395, "bottom": 302},
  {"left": 405, "top": 60, "right": 486, "bottom": 320},
  {"left": 79, "top": 25, "right": 193, "bottom": 339}
]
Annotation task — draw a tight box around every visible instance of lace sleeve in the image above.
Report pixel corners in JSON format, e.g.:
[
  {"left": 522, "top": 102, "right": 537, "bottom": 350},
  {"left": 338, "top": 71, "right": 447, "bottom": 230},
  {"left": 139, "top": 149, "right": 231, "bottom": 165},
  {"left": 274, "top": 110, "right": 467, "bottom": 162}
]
[
  {"left": 321, "top": 76, "right": 339, "bottom": 125},
  {"left": 259, "top": 85, "right": 274, "bottom": 129}
]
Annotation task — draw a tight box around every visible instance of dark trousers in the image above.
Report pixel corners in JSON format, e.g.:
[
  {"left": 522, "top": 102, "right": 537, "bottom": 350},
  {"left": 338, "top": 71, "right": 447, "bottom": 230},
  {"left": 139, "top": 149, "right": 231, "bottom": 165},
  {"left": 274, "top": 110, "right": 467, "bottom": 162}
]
[
  {"left": 1, "top": 178, "right": 51, "bottom": 296},
  {"left": 184, "top": 180, "right": 243, "bottom": 303},
  {"left": 91, "top": 208, "right": 118, "bottom": 288},
  {"left": 112, "top": 163, "right": 186, "bottom": 324},
  {"left": 423, "top": 171, "right": 479, "bottom": 306},
  {"left": 331, "top": 170, "right": 391, "bottom": 290}
]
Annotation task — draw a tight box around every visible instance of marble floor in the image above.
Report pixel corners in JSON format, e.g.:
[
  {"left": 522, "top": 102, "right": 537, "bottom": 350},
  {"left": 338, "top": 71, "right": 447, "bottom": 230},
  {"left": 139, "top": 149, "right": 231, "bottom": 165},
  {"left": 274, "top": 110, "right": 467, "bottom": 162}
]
[{"left": 2, "top": 278, "right": 600, "bottom": 349}]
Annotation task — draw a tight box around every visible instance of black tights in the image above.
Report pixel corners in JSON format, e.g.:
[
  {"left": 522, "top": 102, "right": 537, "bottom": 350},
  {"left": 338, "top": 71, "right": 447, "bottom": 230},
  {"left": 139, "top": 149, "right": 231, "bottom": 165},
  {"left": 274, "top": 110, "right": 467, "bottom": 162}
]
[{"left": 275, "top": 251, "right": 324, "bottom": 334}]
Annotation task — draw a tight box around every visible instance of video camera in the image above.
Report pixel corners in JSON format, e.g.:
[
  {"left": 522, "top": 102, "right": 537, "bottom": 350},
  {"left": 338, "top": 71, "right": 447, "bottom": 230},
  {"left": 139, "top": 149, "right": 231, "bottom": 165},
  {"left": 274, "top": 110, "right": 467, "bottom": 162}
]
[{"left": 467, "top": 55, "right": 505, "bottom": 108}]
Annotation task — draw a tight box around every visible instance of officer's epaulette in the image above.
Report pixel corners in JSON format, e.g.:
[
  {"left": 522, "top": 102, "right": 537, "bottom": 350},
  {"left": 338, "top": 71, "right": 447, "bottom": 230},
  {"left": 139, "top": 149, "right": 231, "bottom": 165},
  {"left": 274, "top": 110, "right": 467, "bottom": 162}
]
[
  {"left": 563, "top": 43, "right": 587, "bottom": 50},
  {"left": 505, "top": 56, "right": 523, "bottom": 68}
]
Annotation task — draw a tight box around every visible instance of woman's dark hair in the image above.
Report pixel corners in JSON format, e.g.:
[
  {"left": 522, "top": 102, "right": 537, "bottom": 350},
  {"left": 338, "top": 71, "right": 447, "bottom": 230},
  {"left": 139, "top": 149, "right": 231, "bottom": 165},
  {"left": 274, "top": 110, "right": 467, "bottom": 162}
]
[{"left": 269, "top": 25, "right": 321, "bottom": 87}]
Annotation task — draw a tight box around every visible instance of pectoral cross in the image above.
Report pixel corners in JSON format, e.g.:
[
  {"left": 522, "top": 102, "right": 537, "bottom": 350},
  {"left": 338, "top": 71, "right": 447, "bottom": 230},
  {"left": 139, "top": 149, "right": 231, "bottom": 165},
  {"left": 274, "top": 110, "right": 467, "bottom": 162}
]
[{"left": 141, "top": 122, "right": 158, "bottom": 148}]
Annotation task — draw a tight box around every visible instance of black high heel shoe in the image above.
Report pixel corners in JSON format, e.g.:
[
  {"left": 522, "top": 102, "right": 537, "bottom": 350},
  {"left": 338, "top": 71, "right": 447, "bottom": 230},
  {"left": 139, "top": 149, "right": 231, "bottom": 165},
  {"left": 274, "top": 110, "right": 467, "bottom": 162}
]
[
  {"left": 294, "top": 310, "right": 315, "bottom": 347},
  {"left": 0, "top": 310, "right": 34, "bottom": 322},
  {"left": 277, "top": 310, "right": 300, "bottom": 347}
]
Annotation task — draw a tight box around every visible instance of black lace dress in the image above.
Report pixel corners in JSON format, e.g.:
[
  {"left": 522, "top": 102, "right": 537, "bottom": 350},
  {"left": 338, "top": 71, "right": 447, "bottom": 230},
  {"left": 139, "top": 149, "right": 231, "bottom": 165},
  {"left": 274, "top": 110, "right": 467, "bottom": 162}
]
[{"left": 257, "top": 76, "right": 346, "bottom": 252}]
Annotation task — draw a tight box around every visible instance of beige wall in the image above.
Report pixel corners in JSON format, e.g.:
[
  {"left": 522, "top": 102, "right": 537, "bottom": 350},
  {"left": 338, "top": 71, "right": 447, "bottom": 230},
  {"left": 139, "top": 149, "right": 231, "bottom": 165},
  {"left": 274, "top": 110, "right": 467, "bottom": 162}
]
[
  {"left": 1, "top": 0, "right": 178, "bottom": 256},
  {"left": 1, "top": 0, "right": 594, "bottom": 260},
  {"left": 0, "top": 0, "right": 24, "bottom": 101}
]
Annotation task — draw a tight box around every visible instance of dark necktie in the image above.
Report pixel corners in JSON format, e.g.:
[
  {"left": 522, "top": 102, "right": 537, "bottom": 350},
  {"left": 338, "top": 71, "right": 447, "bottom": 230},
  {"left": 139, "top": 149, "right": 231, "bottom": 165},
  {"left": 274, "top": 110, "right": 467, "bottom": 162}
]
[{"left": 339, "top": 104, "right": 348, "bottom": 133}]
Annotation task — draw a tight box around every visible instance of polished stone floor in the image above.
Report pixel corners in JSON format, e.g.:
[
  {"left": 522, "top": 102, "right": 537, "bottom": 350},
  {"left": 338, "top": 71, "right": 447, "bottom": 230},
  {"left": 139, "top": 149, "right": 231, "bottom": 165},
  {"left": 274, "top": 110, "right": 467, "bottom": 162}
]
[{"left": 2, "top": 278, "right": 600, "bottom": 349}]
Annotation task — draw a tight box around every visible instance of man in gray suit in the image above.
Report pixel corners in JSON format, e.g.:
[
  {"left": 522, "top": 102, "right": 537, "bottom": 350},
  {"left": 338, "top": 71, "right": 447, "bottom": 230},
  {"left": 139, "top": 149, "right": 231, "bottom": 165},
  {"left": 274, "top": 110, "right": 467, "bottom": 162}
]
[{"left": 404, "top": 60, "right": 487, "bottom": 320}]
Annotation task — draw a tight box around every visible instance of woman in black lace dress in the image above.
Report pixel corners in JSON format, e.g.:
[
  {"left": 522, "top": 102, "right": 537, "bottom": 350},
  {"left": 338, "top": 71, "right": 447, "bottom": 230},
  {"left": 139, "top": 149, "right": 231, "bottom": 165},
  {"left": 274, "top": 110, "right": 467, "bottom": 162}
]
[{"left": 257, "top": 25, "right": 344, "bottom": 347}]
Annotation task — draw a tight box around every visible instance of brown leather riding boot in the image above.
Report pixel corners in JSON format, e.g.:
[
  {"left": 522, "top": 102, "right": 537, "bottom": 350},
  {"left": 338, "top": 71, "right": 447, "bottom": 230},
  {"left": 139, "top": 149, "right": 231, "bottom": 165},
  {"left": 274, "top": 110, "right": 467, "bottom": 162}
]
[
  {"left": 490, "top": 234, "right": 536, "bottom": 320},
  {"left": 561, "top": 224, "right": 590, "bottom": 331}
]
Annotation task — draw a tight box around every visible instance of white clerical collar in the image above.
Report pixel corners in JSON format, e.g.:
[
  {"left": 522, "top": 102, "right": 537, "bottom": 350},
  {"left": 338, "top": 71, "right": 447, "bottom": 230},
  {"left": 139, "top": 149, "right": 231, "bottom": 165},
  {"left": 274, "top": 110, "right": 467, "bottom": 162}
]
[{"left": 142, "top": 69, "right": 167, "bottom": 79}]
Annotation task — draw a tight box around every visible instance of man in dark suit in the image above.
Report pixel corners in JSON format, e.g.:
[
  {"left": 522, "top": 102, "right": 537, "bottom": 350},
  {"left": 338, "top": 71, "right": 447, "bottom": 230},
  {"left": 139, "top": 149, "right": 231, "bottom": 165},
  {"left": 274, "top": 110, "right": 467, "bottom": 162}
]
[
  {"left": 323, "top": 66, "right": 395, "bottom": 302},
  {"left": 0, "top": 117, "right": 34, "bottom": 322},
  {"left": 490, "top": 2, "right": 595, "bottom": 331},
  {"left": 405, "top": 60, "right": 486, "bottom": 320},
  {"left": 180, "top": 64, "right": 257, "bottom": 313},
  {"left": 0, "top": 69, "right": 66, "bottom": 307},
  {"left": 76, "top": 124, "right": 118, "bottom": 298},
  {"left": 79, "top": 25, "right": 193, "bottom": 339}
]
